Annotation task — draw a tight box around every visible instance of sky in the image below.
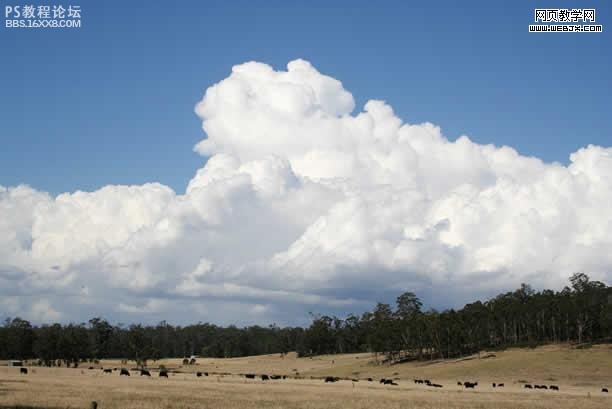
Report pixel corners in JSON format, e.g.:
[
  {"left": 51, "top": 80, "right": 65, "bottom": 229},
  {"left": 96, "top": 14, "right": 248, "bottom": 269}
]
[{"left": 0, "top": 0, "right": 611, "bottom": 326}]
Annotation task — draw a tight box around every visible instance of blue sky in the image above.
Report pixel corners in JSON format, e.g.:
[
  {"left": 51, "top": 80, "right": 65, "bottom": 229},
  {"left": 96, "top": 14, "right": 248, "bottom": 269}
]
[
  {"left": 1, "top": 0, "right": 610, "bottom": 196},
  {"left": 1, "top": 1, "right": 611, "bottom": 325}
]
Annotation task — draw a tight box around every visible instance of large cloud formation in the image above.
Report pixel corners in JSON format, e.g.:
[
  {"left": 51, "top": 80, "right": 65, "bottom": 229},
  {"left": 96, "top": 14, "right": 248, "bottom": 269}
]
[{"left": 1, "top": 60, "right": 611, "bottom": 324}]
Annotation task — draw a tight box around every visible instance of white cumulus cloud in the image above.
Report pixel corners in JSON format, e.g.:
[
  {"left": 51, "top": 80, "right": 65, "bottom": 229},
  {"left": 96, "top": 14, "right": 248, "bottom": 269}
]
[{"left": 1, "top": 60, "right": 610, "bottom": 324}]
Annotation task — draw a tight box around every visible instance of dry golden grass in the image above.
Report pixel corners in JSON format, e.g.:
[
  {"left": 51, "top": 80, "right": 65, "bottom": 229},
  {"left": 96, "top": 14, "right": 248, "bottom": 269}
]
[{"left": 1, "top": 344, "right": 610, "bottom": 409}]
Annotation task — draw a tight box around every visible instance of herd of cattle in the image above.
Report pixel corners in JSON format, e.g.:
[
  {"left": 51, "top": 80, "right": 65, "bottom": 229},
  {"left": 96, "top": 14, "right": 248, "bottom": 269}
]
[
  {"left": 15, "top": 366, "right": 610, "bottom": 394},
  {"left": 523, "top": 384, "right": 560, "bottom": 390}
]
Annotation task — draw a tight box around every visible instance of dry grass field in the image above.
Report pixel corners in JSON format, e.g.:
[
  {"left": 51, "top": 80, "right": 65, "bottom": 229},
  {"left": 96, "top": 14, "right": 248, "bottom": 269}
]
[{"left": 1, "top": 344, "right": 610, "bottom": 409}]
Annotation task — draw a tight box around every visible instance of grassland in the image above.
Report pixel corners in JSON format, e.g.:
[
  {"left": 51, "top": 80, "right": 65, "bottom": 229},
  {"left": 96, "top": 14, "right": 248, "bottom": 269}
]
[{"left": 0, "top": 344, "right": 610, "bottom": 409}]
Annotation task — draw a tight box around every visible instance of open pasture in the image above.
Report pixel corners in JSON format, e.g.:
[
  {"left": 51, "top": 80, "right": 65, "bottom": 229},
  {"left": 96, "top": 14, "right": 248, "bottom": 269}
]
[{"left": 1, "top": 345, "right": 610, "bottom": 409}]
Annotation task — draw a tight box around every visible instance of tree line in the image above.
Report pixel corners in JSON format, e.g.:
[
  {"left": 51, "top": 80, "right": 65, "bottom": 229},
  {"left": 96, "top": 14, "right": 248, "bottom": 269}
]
[{"left": 1, "top": 273, "right": 609, "bottom": 366}]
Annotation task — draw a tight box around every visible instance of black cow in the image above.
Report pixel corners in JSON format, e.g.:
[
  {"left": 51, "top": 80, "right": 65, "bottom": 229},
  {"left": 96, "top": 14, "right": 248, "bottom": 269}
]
[
  {"left": 324, "top": 376, "right": 339, "bottom": 383},
  {"left": 380, "top": 378, "right": 387, "bottom": 384},
  {"left": 204, "top": 372, "right": 209, "bottom": 376},
  {"left": 88, "top": 366, "right": 94, "bottom": 370},
  {"left": 534, "top": 385, "right": 541, "bottom": 389},
  {"left": 367, "top": 378, "right": 373, "bottom": 382},
  {"left": 602, "top": 388, "right": 608, "bottom": 393},
  {"left": 524, "top": 384, "right": 533, "bottom": 389},
  {"left": 103, "top": 368, "right": 112, "bottom": 374},
  {"left": 492, "top": 383, "right": 496, "bottom": 388},
  {"left": 383, "top": 379, "right": 394, "bottom": 385},
  {"left": 140, "top": 369, "right": 151, "bottom": 376},
  {"left": 159, "top": 370, "right": 169, "bottom": 378},
  {"left": 245, "top": 374, "right": 256, "bottom": 379},
  {"left": 120, "top": 368, "right": 130, "bottom": 376},
  {"left": 20, "top": 367, "right": 28, "bottom": 374},
  {"left": 424, "top": 379, "right": 431, "bottom": 385},
  {"left": 497, "top": 383, "right": 505, "bottom": 388},
  {"left": 457, "top": 381, "right": 462, "bottom": 386},
  {"left": 282, "top": 375, "right": 287, "bottom": 379},
  {"left": 261, "top": 374, "right": 270, "bottom": 381},
  {"left": 549, "top": 385, "right": 559, "bottom": 391},
  {"left": 196, "top": 372, "right": 202, "bottom": 377},
  {"left": 432, "top": 383, "right": 443, "bottom": 388},
  {"left": 270, "top": 375, "right": 282, "bottom": 380},
  {"left": 182, "top": 358, "right": 189, "bottom": 365},
  {"left": 464, "top": 382, "right": 476, "bottom": 389}
]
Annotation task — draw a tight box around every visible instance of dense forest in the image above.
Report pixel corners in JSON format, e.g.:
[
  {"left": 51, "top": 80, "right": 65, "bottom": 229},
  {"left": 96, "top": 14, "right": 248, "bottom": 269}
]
[{"left": 1, "top": 273, "right": 610, "bottom": 367}]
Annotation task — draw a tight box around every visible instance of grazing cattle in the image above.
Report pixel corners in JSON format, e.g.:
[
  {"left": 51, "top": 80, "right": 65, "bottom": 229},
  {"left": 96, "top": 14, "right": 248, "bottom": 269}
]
[
  {"left": 424, "top": 379, "right": 431, "bottom": 385},
  {"left": 457, "top": 381, "right": 462, "bottom": 386},
  {"left": 189, "top": 358, "right": 196, "bottom": 365},
  {"left": 245, "top": 374, "right": 256, "bottom": 379},
  {"left": 204, "top": 372, "right": 209, "bottom": 376},
  {"left": 261, "top": 374, "right": 270, "bottom": 381},
  {"left": 182, "top": 358, "right": 189, "bottom": 365},
  {"left": 525, "top": 384, "right": 533, "bottom": 389},
  {"left": 432, "top": 383, "right": 443, "bottom": 388},
  {"left": 103, "top": 369, "right": 112, "bottom": 374},
  {"left": 159, "top": 370, "right": 168, "bottom": 378},
  {"left": 196, "top": 372, "right": 202, "bottom": 377},
  {"left": 549, "top": 385, "right": 559, "bottom": 391},
  {"left": 601, "top": 388, "right": 608, "bottom": 393},
  {"left": 120, "top": 368, "right": 130, "bottom": 376},
  {"left": 492, "top": 383, "right": 496, "bottom": 388},
  {"left": 270, "top": 375, "right": 282, "bottom": 380},
  {"left": 498, "top": 383, "right": 505, "bottom": 388},
  {"left": 380, "top": 378, "right": 387, "bottom": 384},
  {"left": 325, "top": 376, "right": 339, "bottom": 383},
  {"left": 541, "top": 385, "right": 548, "bottom": 390},
  {"left": 464, "top": 382, "right": 477, "bottom": 389},
  {"left": 282, "top": 375, "right": 287, "bottom": 380},
  {"left": 140, "top": 369, "right": 151, "bottom": 376},
  {"left": 20, "top": 368, "right": 28, "bottom": 375},
  {"left": 383, "top": 379, "right": 394, "bottom": 385},
  {"left": 367, "top": 378, "right": 373, "bottom": 382}
]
